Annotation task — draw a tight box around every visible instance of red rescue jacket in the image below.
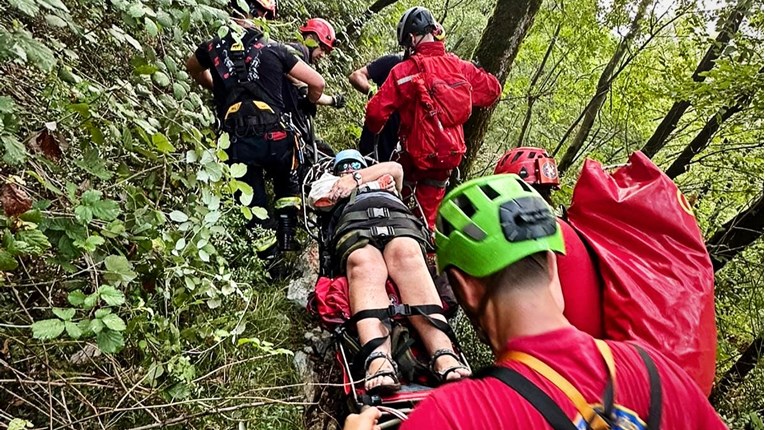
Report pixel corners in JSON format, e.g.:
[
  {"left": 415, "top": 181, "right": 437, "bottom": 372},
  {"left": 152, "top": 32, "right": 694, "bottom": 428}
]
[{"left": 364, "top": 42, "right": 500, "bottom": 160}]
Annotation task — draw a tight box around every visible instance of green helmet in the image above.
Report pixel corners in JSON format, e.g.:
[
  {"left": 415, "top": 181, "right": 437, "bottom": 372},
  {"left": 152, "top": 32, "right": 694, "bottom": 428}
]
[{"left": 435, "top": 174, "right": 566, "bottom": 277}]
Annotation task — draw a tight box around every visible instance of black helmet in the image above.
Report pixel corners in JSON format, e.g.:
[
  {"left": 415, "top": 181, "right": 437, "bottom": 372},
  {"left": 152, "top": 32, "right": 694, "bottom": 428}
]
[
  {"left": 397, "top": 6, "right": 436, "bottom": 47},
  {"left": 229, "top": 0, "right": 277, "bottom": 20}
]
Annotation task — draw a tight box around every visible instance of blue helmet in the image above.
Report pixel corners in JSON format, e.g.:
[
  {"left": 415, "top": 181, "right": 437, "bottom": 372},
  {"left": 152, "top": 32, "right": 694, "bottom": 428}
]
[{"left": 333, "top": 149, "right": 368, "bottom": 174}]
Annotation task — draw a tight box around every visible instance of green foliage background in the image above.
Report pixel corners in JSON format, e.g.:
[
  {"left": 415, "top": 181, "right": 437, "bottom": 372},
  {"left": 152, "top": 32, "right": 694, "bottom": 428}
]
[{"left": 0, "top": 0, "right": 762, "bottom": 428}]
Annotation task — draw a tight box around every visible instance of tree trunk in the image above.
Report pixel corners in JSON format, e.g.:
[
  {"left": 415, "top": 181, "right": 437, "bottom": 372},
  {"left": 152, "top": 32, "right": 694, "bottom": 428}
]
[
  {"left": 458, "top": 0, "right": 543, "bottom": 178},
  {"left": 709, "top": 335, "right": 763, "bottom": 406},
  {"left": 706, "top": 195, "right": 764, "bottom": 272},
  {"left": 556, "top": 0, "right": 651, "bottom": 175},
  {"left": 665, "top": 94, "right": 752, "bottom": 179},
  {"left": 344, "top": 0, "right": 400, "bottom": 43},
  {"left": 641, "top": 0, "right": 754, "bottom": 159},
  {"left": 517, "top": 23, "right": 562, "bottom": 147}
]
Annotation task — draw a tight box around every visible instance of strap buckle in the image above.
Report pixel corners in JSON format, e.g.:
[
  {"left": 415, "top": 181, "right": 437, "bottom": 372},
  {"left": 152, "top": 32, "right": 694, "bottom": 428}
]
[
  {"left": 388, "top": 304, "right": 411, "bottom": 317},
  {"left": 367, "top": 207, "right": 390, "bottom": 219},
  {"left": 370, "top": 226, "right": 395, "bottom": 237}
]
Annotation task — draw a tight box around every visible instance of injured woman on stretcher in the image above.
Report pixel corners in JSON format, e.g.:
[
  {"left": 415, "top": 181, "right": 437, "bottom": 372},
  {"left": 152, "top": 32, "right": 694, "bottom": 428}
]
[{"left": 307, "top": 150, "right": 471, "bottom": 395}]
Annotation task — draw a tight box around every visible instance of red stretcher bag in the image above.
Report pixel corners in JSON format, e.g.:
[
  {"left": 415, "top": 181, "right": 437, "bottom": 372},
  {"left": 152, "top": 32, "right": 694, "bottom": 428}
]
[
  {"left": 308, "top": 276, "right": 401, "bottom": 329},
  {"left": 567, "top": 151, "right": 716, "bottom": 394}
]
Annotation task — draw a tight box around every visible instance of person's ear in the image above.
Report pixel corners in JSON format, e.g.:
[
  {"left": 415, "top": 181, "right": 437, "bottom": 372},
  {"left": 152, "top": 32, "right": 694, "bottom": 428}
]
[{"left": 447, "top": 268, "right": 484, "bottom": 312}]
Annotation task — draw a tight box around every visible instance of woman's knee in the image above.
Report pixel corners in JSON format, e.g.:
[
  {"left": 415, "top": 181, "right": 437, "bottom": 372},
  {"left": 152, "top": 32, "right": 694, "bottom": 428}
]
[
  {"left": 346, "top": 246, "right": 383, "bottom": 276},
  {"left": 385, "top": 237, "right": 423, "bottom": 265}
]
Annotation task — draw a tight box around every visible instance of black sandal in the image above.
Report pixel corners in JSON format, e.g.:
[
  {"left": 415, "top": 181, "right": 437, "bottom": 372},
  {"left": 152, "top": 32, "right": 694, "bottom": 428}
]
[
  {"left": 429, "top": 348, "right": 471, "bottom": 384},
  {"left": 364, "top": 351, "right": 401, "bottom": 395}
]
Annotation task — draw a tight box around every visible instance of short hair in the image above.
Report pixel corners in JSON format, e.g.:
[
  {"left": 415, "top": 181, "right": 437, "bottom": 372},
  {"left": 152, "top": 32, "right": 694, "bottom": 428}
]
[{"left": 480, "top": 251, "right": 550, "bottom": 296}]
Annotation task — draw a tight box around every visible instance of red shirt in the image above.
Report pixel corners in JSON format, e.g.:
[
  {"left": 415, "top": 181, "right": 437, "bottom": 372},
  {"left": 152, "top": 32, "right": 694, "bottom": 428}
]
[
  {"left": 558, "top": 219, "right": 604, "bottom": 338},
  {"left": 364, "top": 41, "right": 500, "bottom": 141},
  {"left": 402, "top": 328, "right": 727, "bottom": 430}
]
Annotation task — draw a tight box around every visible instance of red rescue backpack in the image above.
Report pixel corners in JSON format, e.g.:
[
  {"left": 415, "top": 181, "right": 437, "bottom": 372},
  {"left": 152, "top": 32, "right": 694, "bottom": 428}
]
[
  {"left": 403, "top": 53, "right": 473, "bottom": 171},
  {"left": 567, "top": 151, "right": 717, "bottom": 394}
]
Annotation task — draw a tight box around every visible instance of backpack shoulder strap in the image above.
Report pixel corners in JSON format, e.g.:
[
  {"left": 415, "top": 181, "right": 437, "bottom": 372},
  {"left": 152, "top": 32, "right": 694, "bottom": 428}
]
[
  {"left": 505, "top": 351, "right": 609, "bottom": 429},
  {"left": 632, "top": 344, "right": 662, "bottom": 430},
  {"left": 475, "top": 366, "right": 579, "bottom": 430}
]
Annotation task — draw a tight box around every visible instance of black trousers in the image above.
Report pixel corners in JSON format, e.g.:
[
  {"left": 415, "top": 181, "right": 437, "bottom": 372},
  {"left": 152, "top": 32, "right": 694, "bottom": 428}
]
[{"left": 227, "top": 132, "right": 300, "bottom": 219}]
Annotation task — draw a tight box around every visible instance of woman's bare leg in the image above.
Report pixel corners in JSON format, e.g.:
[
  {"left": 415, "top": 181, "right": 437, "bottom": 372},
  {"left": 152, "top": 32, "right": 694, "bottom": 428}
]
[
  {"left": 384, "top": 237, "right": 470, "bottom": 381},
  {"left": 347, "top": 244, "right": 396, "bottom": 391}
]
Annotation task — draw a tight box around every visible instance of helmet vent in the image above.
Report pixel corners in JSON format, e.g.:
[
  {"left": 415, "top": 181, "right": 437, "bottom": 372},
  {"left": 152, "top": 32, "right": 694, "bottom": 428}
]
[
  {"left": 453, "top": 195, "right": 476, "bottom": 218},
  {"left": 515, "top": 178, "right": 533, "bottom": 193},
  {"left": 479, "top": 184, "right": 500, "bottom": 200},
  {"left": 436, "top": 215, "right": 455, "bottom": 237},
  {"left": 462, "top": 223, "right": 487, "bottom": 241},
  {"left": 511, "top": 151, "right": 524, "bottom": 163}
]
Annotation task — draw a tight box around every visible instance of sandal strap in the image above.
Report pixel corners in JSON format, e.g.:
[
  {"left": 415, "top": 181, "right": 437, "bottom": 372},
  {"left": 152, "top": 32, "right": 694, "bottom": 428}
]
[
  {"left": 365, "top": 350, "right": 399, "bottom": 373},
  {"left": 429, "top": 348, "right": 462, "bottom": 371}
]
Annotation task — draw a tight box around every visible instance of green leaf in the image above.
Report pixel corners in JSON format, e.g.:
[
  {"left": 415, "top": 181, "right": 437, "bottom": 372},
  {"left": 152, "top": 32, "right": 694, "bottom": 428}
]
[
  {"left": 240, "top": 206, "right": 253, "bottom": 220},
  {"left": 218, "top": 133, "right": 230, "bottom": 150},
  {"left": 0, "top": 249, "right": 18, "bottom": 271},
  {"left": 252, "top": 207, "right": 268, "bottom": 220},
  {"left": 145, "top": 18, "right": 159, "bottom": 37},
  {"left": 68, "top": 290, "right": 86, "bottom": 306},
  {"left": 94, "top": 308, "right": 112, "bottom": 318},
  {"left": 103, "top": 255, "right": 137, "bottom": 286},
  {"left": 96, "top": 329, "right": 124, "bottom": 353},
  {"left": 145, "top": 362, "right": 165, "bottom": 386},
  {"left": 83, "top": 293, "right": 98, "bottom": 309},
  {"left": 2, "top": 134, "right": 28, "bottom": 165},
  {"left": 169, "top": 211, "right": 188, "bottom": 222},
  {"left": 0, "top": 96, "right": 16, "bottom": 114},
  {"left": 229, "top": 163, "right": 247, "bottom": 178},
  {"left": 74, "top": 205, "right": 93, "bottom": 224},
  {"left": 135, "top": 64, "right": 159, "bottom": 75},
  {"left": 8, "top": 418, "right": 33, "bottom": 430},
  {"left": 32, "top": 319, "right": 65, "bottom": 340},
  {"left": 172, "top": 83, "right": 187, "bottom": 100},
  {"left": 91, "top": 200, "right": 120, "bottom": 221},
  {"left": 98, "top": 285, "right": 126, "bottom": 306},
  {"left": 156, "top": 11, "right": 173, "bottom": 27},
  {"left": 151, "top": 133, "right": 175, "bottom": 153},
  {"left": 128, "top": 3, "right": 145, "bottom": 17},
  {"left": 217, "top": 25, "right": 230, "bottom": 39},
  {"left": 65, "top": 321, "right": 82, "bottom": 339},
  {"left": 101, "top": 313, "right": 127, "bottom": 331},
  {"left": 153, "top": 71, "right": 171, "bottom": 87},
  {"left": 38, "top": 0, "right": 69, "bottom": 12},
  {"left": 198, "top": 249, "right": 210, "bottom": 262},
  {"left": 52, "top": 307, "right": 75, "bottom": 321},
  {"left": 19, "top": 209, "right": 42, "bottom": 224},
  {"left": 45, "top": 14, "right": 68, "bottom": 27},
  {"left": 15, "top": 229, "right": 51, "bottom": 256},
  {"left": 75, "top": 148, "right": 113, "bottom": 181},
  {"left": 17, "top": 30, "right": 56, "bottom": 72},
  {"left": 89, "top": 318, "right": 104, "bottom": 333},
  {"left": 74, "top": 235, "right": 105, "bottom": 252},
  {"left": 8, "top": 0, "right": 39, "bottom": 16}
]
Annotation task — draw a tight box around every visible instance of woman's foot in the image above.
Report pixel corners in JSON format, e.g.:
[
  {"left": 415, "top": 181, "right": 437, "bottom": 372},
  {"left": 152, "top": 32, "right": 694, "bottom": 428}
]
[
  {"left": 430, "top": 349, "right": 471, "bottom": 383},
  {"left": 364, "top": 351, "right": 401, "bottom": 394}
]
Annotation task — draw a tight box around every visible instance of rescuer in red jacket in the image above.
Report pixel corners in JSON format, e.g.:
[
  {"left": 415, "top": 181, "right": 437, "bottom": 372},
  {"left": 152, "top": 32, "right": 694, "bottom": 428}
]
[
  {"left": 364, "top": 6, "right": 501, "bottom": 229},
  {"left": 494, "top": 147, "right": 604, "bottom": 338}
]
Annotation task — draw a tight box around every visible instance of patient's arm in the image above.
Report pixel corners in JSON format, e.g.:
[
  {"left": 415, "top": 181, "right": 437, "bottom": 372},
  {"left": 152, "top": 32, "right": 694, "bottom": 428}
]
[{"left": 329, "top": 162, "right": 403, "bottom": 201}]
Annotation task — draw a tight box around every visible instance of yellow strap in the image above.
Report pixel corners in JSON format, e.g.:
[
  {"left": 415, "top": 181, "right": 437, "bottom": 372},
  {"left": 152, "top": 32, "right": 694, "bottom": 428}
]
[
  {"left": 503, "top": 350, "right": 610, "bottom": 430},
  {"left": 231, "top": 41, "right": 244, "bottom": 52},
  {"left": 225, "top": 102, "right": 242, "bottom": 119},
  {"left": 253, "top": 100, "right": 274, "bottom": 113},
  {"left": 594, "top": 339, "right": 617, "bottom": 393}
]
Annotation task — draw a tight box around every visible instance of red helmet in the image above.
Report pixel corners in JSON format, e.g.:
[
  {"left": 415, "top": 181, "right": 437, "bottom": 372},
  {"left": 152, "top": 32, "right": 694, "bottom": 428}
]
[
  {"left": 495, "top": 147, "right": 560, "bottom": 187},
  {"left": 300, "top": 18, "right": 337, "bottom": 51},
  {"left": 230, "top": 0, "right": 277, "bottom": 19}
]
